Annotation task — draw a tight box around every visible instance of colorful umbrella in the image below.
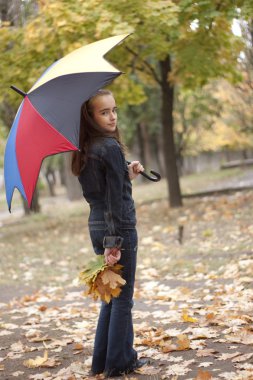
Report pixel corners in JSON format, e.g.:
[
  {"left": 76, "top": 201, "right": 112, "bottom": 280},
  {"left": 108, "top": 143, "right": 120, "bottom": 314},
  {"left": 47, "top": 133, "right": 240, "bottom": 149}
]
[{"left": 4, "top": 34, "right": 129, "bottom": 211}]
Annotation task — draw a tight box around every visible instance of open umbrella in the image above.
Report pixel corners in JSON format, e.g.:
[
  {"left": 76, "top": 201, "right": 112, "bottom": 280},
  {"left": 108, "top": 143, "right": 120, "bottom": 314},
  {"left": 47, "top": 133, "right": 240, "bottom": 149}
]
[{"left": 4, "top": 34, "right": 129, "bottom": 211}]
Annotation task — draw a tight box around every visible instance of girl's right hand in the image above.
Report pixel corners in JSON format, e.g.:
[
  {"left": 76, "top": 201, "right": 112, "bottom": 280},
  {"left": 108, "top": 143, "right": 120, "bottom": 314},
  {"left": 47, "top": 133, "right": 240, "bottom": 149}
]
[
  {"left": 128, "top": 161, "right": 144, "bottom": 180},
  {"left": 104, "top": 247, "right": 121, "bottom": 266}
]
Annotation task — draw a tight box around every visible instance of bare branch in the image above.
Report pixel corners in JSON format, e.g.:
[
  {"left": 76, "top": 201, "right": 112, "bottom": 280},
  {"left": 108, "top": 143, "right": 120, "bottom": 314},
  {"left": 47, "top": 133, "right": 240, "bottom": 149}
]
[{"left": 124, "top": 45, "right": 162, "bottom": 86}]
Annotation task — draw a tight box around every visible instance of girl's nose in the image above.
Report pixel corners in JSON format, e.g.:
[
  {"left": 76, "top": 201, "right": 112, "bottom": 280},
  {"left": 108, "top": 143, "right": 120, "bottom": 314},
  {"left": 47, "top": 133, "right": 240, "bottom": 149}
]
[{"left": 110, "top": 112, "right": 116, "bottom": 120}]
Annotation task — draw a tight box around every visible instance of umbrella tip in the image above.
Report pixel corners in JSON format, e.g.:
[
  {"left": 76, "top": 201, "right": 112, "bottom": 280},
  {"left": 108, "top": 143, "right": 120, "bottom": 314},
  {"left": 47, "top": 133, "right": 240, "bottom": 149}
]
[{"left": 10, "top": 85, "right": 26, "bottom": 97}]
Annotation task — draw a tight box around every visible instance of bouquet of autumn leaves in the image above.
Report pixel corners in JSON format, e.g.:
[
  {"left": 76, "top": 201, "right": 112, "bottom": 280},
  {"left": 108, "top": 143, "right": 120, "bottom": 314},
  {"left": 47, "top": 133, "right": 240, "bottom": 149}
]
[{"left": 79, "top": 255, "right": 126, "bottom": 303}]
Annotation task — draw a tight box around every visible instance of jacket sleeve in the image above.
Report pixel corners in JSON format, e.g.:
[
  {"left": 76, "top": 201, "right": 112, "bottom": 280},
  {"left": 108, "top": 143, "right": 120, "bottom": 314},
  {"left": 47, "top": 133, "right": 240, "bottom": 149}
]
[{"left": 102, "top": 142, "right": 125, "bottom": 249}]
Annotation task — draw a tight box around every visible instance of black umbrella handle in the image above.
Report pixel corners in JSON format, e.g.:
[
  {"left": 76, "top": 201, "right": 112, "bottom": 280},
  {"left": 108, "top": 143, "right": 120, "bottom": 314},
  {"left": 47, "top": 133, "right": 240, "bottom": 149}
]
[{"left": 126, "top": 161, "right": 161, "bottom": 182}]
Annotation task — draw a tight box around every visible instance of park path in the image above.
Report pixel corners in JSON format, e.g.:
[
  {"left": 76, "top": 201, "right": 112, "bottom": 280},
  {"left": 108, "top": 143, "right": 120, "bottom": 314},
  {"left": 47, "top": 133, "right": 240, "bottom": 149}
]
[
  {"left": 0, "top": 238, "right": 253, "bottom": 379},
  {"left": 0, "top": 173, "right": 253, "bottom": 379}
]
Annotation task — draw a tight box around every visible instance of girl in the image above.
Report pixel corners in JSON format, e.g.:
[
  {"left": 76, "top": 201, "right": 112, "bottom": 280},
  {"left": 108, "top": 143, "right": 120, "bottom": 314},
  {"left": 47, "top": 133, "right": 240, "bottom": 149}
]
[{"left": 72, "top": 89, "right": 149, "bottom": 377}]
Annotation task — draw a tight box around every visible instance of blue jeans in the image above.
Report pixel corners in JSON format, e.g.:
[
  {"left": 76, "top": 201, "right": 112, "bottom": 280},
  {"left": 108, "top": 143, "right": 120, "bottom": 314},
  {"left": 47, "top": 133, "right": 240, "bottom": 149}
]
[{"left": 89, "top": 227, "right": 138, "bottom": 374}]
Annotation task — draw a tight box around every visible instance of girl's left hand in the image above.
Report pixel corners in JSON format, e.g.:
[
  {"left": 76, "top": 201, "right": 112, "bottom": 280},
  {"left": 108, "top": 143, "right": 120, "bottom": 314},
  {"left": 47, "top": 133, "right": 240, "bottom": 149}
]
[
  {"left": 128, "top": 161, "right": 144, "bottom": 180},
  {"left": 104, "top": 248, "right": 121, "bottom": 266}
]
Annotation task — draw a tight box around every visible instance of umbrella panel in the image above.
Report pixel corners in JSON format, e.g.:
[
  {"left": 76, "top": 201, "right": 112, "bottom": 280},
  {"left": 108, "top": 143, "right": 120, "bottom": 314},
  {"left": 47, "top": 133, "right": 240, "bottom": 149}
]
[
  {"left": 4, "top": 101, "right": 27, "bottom": 209},
  {"left": 28, "top": 72, "right": 121, "bottom": 147}
]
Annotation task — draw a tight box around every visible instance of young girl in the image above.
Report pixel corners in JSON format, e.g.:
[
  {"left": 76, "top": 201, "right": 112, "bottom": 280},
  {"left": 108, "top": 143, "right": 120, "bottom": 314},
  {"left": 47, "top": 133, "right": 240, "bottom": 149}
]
[{"left": 72, "top": 89, "right": 148, "bottom": 377}]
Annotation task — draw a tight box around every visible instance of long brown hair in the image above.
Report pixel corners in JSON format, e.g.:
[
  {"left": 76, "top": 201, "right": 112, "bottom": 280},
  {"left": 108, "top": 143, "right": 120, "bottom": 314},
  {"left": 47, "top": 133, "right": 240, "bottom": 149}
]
[{"left": 71, "top": 89, "right": 124, "bottom": 176}]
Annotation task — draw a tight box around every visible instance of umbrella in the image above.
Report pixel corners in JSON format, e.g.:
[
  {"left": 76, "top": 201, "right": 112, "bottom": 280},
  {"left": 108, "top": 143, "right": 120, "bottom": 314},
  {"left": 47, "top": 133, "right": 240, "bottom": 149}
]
[{"left": 4, "top": 34, "right": 129, "bottom": 211}]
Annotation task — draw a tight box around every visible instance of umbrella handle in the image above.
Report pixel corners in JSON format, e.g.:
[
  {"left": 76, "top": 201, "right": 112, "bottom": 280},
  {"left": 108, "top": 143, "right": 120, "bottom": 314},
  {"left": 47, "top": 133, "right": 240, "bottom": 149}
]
[
  {"left": 126, "top": 161, "right": 161, "bottom": 182},
  {"left": 139, "top": 169, "right": 161, "bottom": 182}
]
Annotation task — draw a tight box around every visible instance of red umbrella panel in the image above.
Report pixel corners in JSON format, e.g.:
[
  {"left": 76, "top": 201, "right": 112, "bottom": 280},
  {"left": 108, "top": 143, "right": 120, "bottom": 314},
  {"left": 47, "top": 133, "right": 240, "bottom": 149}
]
[{"left": 4, "top": 34, "right": 129, "bottom": 211}]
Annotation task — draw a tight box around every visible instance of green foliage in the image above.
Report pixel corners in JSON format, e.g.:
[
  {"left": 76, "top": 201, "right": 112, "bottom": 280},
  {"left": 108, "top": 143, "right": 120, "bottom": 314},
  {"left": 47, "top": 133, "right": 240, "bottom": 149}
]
[
  {"left": 1, "top": 0, "right": 245, "bottom": 107},
  {"left": 119, "top": 85, "right": 161, "bottom": 147},
  {"left": 174, "top": 85, "right": 222, "bottom": 155},
  {"left": 0, "top": 0, "right": 251, "bottom": 155}
]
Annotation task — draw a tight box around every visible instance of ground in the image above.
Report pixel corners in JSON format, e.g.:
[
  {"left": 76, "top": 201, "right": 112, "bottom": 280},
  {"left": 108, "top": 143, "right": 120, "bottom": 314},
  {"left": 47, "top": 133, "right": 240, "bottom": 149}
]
[{"left": 0, "top": 168, "right": 253, "bottom": 380}]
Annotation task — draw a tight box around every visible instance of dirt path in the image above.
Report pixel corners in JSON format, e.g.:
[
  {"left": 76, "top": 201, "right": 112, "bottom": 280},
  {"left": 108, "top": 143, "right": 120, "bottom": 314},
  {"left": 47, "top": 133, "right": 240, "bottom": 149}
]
[{"left": 0, "top": 187, "right": 253, "bottom": 379}]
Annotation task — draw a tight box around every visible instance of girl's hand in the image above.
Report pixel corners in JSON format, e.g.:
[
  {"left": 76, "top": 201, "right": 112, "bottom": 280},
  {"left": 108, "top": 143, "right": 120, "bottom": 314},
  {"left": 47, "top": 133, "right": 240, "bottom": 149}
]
[
  {"left": 104, "top": 248, "right": 121, "bottom": 266},
  {"left": 128, "top": 161, "right": 144, "bottom": 181}
]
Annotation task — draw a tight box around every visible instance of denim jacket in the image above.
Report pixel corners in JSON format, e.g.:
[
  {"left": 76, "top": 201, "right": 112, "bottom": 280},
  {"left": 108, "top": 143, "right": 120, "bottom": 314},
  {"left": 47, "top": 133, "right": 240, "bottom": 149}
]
[{"left": 78, "top": 137, "right": 136, "bottom": 249}]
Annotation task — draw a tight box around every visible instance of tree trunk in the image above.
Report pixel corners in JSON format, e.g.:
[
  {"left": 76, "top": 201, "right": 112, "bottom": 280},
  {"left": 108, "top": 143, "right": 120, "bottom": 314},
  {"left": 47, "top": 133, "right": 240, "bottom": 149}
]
[
  {"left": 58, "top": 155, "right": 66, "bottom": 186},
  {"left": 159, "top": 56, "right": 182, "bottom": 207},
  {"left": 22, "top": 187, "right": 40, "bottom": 214},
  {"left": 63, "top": 152, "right": 82, "bottom": 201},
  {"left": 45, "top": 166, "right": 56, "bottom": 197}
]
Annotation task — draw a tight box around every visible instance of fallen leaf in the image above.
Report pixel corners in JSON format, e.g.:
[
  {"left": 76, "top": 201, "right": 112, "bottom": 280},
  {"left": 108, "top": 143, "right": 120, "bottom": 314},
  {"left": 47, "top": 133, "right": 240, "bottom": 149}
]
[
  {"left": 38, "top": 305, "right": 47, "bottom": 312},
  {"left": 194, "top": 369, "right": 213, "bottom": 379},
  {"left": 176, "top": 334, "right": 191, "bottom": 350},
  {"left": 231, "top": 353, "right": 253, "bottom": 363},
  {"left": 196, "top": 349, "right": 218, "bottom": 357},
  {"left": 198, "top": 362, "right": 213, "bottom": 368},
  {"left": 134, "top": 365, "right": 160, "bottom": 375},
  {"left": 182, "top": 310, "right": 198, "bottom": 323},
  {"left": 12, "top": 371, "right": 24, "bottom": 377},
  {"left": 23, "top": 350, "right": 48, "bottom": 368},
  {"left": 73, "top": 343, "right": 84, "bottom": 350},
  {"left": 217, "top": 352, "right": 241, "bottom": 361}
]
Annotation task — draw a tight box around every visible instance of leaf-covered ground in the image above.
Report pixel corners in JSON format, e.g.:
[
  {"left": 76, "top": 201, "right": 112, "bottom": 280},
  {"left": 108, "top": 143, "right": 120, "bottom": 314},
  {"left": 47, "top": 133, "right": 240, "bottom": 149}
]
[{"left": 0, "top": 177, "right": 253, "bottom": 379}]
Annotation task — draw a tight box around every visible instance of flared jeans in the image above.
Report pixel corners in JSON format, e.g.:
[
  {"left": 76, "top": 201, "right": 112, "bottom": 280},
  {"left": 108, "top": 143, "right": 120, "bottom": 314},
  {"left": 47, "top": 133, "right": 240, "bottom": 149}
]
[{"left": 89, "top": 228, "right": 138, "bottom": 375}]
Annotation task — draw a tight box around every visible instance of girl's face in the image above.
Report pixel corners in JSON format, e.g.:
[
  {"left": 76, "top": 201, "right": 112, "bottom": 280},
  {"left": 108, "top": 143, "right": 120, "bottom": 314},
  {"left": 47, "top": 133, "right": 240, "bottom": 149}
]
[{"left": 91, "top": 94, "right": 117, "bottom": 132}]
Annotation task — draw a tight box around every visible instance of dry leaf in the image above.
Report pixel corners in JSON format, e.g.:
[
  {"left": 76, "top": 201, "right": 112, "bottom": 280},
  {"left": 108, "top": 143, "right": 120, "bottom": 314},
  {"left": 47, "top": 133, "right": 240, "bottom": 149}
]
[
  {"left": 101, "top": 269, "right": 126, "bottom": 289},
  {"left": 12, "top": 371, "right": 25, "bottom": 377},
  {"left": 217, "top": 352, "right": 241, "bottom": 361},
  {"left": 73, "top": 343, "right": 84, "bottom": 350},
  {"left": 23, "top": 350, "right": 48, "bottom": 368},
  {"left": 196, "top": 349, "right": 218, "bottom": 357},
  {"left": 232, "top": 353, "right": 253, "bottom": 363},
  {"left": 194, "top": 369, "right": 213, "bottom": 380},
  {"left": 79, "top": 256, "right": 126, "bottom": 303},
  {"left": 182, "top": 310, "right": 198, "bottom": 323},
  {"left": 176, "top": 334, "right": 191, "bottom": 350},
  {"left": 198, "top": 362, "right": 213, "bottom": 368},
  {"left": 38, "top": 305, "right": 47, "bottom": 312}
]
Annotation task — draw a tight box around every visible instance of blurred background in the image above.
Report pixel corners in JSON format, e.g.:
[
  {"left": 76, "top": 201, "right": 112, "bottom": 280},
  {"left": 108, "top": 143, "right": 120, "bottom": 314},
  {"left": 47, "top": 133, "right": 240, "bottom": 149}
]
[{"left": 0, "top": 0, "right": 253, "bottom": 215}]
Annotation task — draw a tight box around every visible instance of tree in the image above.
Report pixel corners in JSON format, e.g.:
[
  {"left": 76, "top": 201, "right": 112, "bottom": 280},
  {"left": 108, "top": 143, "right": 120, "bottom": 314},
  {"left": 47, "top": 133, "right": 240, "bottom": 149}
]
[
  {"left": 0, "top": 0, "right": 250, "bottom": 209},
  {"left": 233, "top": 19, "right": 253, "bottom": 139},
  {"left": 75, "top": 0, "right": 244, "bottom": 206},
  {"left": 174, "top": 86, "right": 223, "bottom": 169},
  {"left": 120, "top": 86, "right": 164, "bottom": 177}
]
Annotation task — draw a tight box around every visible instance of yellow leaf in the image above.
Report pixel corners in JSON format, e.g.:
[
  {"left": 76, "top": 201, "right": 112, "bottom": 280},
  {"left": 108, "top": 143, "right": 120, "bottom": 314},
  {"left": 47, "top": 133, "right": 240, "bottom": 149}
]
[
  {"left": 80, "top": 257, "right": 126, "bottom": 303},
  {"left": 23, "top": 350, "right": 48, "bottom": 368},
  {"left": 101, "top": 269, "right": 126, "bottom": 289},
  {"left": 176, "top": 334, "right": 191, "bottom": 351},
  {"left": 111, "top": 287, "right": 121, "bottom": 298},
  {"left": 182, "top": 310, "right": 198, "bottom": 323}
]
